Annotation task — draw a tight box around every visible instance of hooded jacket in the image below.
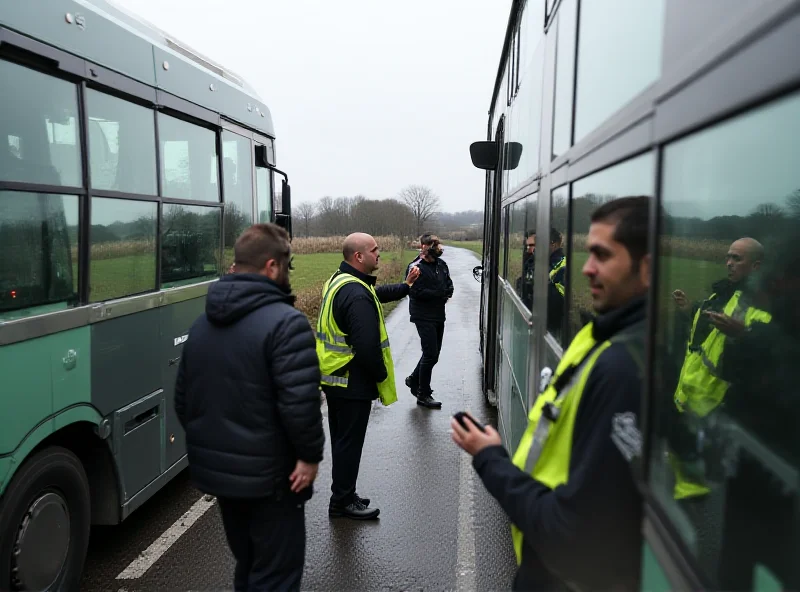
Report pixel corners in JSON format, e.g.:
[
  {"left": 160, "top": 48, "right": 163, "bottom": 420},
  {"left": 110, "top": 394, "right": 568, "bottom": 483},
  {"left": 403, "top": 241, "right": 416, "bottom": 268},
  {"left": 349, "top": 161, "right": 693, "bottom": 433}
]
[
  {"left": 405, "top": 255, "right": 454, "bottom": 323},
  {"left": 174, "top": 273, "right": 324, "bottom": 501}
]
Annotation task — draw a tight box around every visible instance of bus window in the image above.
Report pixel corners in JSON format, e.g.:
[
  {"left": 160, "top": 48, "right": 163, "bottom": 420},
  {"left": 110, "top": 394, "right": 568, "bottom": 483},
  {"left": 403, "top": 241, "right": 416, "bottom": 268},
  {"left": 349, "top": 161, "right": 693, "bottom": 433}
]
[
  {"left": 90, "top": 197, "right": 157, "bottom": 301},
  {"left": 158, "top": 114, "right": 219, "bottom": 203},
  {"left": 160, "top": 203, "right": 221, "bottom": 288},
  {"left": 548, "top": 184, "right": 569, "bottom": 343},
  {"left": 256, "top": 166, "right": 271, "bottom": 224},
  {"left": 0, "top": 60, "right": 81, "bottom": 187},
  {"left": 568, "top": 153, "right": 655, "bottom": 341},
  {"left": 222, "top": 130, "right": 254, "bottom": 268},
  {"left": 509, "top": 194, "right": 536, "bottom": 311},
  {"left": 648, "top": 90, "right": 800, "bottom": 590},
  {"left": 86, "top": 89, "right": 157, "bottom": 196},
  {"left": 0, "top": 192, "right": 78, "bottom": 319}
]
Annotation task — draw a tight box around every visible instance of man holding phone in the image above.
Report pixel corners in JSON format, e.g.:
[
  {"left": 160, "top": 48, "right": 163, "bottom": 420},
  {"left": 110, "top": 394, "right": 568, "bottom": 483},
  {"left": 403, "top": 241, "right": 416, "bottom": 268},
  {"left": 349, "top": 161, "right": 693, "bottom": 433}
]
[{"left": 451, "top": 197, "right": 652, "bottom": 591}]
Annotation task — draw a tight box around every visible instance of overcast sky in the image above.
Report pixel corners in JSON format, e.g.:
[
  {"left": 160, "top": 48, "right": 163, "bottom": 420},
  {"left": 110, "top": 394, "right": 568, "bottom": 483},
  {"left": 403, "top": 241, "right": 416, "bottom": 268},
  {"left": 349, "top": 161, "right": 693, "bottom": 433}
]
[{"left": 111, "top": 0, "right": 511, "bottom": 213}]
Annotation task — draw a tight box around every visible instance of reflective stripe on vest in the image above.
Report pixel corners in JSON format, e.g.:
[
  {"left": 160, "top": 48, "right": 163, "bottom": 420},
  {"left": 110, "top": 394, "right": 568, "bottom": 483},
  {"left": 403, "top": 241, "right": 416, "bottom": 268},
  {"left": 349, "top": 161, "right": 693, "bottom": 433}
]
[
  {"left": 549, "top": 256, "right": 566, "bottom": 297},
  {"left": 509, "top": 320, "right": 643, "bottom": 567},
  {"left": 315, "top": 271, "right": 398, "bottom": 406},
  {"left": 671, "top": 290, "right": 771, "bottom": 499}
]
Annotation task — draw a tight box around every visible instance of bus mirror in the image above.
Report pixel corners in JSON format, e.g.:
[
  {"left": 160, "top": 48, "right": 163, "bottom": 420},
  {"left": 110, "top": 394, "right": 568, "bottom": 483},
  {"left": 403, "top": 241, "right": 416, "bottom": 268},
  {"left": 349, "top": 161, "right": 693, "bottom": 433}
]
[
  {"left": 254, "top": 144, "right": 269, "bottom": 168},
  {"left": 503, "top": 142, "right": 523, "bottom": 171},
  {"left": 469, "top": 141, "right": 523, "bottom": 171},
  {"left": 470, "top": 141, "right": 498, "bottom": 170},
  {"left": 472, "top": 265, "right": 483, "bottom": 283}
]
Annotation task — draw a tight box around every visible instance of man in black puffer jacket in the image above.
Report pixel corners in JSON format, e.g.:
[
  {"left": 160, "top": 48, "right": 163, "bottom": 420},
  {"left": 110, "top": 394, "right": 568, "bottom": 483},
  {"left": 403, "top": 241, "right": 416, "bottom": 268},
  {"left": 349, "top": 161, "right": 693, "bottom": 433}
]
[
  {"left": 174, "top": 223, "right": 323, "bottom": 592},
  {"left": 404, "top": 233, "right": 454, "bottom": 409}
]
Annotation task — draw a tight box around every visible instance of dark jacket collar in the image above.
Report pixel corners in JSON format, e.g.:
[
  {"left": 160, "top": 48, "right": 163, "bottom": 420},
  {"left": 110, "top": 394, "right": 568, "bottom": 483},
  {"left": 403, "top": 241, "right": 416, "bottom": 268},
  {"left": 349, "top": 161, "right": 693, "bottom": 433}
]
[
  {"left": 339, "top": 261, "right": 377, "bottom": 286},
  {"left": 549, "top": 248, "right": 565, "bottom": 267},
  {"left": 591, "top": 296, "right": 647, "bottom": 342}
]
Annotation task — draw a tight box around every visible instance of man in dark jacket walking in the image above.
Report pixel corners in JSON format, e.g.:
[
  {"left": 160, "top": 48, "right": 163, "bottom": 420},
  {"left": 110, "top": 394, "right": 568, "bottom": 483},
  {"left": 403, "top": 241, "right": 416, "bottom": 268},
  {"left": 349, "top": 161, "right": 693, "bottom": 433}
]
[
  {"left": 452, "top": 197, "right": 651, "bottom": 590},
  {"left": 319, "top": 232, "right": 420, "bottom": 520},
  {"left": 404, "top": 233, "right": 454, "bottom": 409},
  {"left": 174, "top": 223, "right": 324, "bottom": 592}
]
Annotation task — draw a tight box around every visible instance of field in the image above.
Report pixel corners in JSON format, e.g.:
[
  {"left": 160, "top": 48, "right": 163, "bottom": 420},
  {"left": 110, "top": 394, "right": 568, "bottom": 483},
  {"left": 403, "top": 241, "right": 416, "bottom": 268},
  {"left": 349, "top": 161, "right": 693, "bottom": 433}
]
[
  {"left": 443, "top": 240, "right": 483, "bottom": 257},
  {"left": 80, "top": 235, "right": 413, "bottom": 322}
]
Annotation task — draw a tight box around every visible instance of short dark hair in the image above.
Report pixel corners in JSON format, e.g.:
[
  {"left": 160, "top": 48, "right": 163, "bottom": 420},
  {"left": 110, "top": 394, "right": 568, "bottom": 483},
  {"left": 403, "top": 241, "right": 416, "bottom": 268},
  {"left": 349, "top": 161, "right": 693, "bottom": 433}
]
[
  {"left": 549, "top": 227, "right": 562, "bottom": 245},
  {"left": 419, "top": 233, "right": 439, "bottom": 246},
  {"left": 590, "top": 196, "right": 651, "bottom": 267},
  {"left": 234, "top": 223, "right": 291, "bottom": 272}
]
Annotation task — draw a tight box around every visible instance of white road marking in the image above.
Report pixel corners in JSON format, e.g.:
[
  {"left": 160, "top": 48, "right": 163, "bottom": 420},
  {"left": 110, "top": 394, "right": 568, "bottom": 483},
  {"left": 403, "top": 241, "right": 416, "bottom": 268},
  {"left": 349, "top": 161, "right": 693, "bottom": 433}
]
[
  {"left": 116, "top": 495, "right": 217, "bottom": 580},
  {"left": 456, "top": 366, "right": 479, "bottom": 591}
]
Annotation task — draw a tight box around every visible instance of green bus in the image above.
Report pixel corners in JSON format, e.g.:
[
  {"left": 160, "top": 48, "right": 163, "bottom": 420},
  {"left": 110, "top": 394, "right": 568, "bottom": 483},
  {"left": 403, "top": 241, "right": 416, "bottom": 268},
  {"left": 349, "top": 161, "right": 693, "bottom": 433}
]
[
  {"left": 470, "top": 0, "right": 799, "bottom": 589},
  {"left": 0, "top": 1, "right": 292, "bottom": 589}
]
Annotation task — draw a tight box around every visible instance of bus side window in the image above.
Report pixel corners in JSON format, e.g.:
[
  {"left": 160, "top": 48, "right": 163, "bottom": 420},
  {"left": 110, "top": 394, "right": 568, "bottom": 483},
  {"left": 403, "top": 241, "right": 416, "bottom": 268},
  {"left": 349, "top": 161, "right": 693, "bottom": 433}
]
[
  {"left": 222, "top": 130, "right": 254, "bottom": 270},
  {"left": 648, "top": 90, "right": 800, "bottom": 590}
]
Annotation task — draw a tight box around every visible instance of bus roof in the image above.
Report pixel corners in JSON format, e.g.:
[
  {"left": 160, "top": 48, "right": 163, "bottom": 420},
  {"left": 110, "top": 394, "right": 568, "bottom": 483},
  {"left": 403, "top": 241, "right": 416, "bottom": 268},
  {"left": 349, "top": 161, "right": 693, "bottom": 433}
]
[{"left": 0, "top": 0, "right": 275, "bottom": 137}]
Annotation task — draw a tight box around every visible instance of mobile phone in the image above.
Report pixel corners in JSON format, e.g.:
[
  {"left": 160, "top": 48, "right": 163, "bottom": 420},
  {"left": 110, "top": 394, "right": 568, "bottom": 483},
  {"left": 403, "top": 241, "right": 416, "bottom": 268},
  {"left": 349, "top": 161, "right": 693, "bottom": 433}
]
[{"left": 453, "top": 411, "right": 486, "bottom": 433}]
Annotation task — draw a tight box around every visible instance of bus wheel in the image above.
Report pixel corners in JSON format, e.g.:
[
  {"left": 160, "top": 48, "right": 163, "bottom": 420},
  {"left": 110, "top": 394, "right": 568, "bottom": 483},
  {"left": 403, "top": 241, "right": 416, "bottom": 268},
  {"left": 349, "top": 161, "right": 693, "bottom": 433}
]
[{"left": 0, "top": 447, "right": 91, "bottom": 592}]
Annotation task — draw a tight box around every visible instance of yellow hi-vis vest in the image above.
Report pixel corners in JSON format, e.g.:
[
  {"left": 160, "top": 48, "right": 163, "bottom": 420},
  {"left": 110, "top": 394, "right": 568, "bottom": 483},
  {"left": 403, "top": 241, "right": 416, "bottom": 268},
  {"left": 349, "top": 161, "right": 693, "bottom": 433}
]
[
  {"left": 671, "top": 289, "right": 772, "bottom": 499},
  {"left": 315, "top": 271, "right": 398, "bottom": 407},
  {"left": 549, "top": 256, "right": 567, "bottom": 297},
  {"left": 510, "top": 321, "right": 644, "bottom": 566}
]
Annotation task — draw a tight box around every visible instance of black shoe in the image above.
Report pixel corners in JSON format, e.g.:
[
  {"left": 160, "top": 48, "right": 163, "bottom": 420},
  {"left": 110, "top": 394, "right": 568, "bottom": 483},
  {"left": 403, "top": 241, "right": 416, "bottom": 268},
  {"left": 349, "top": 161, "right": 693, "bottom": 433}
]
[
  {"left": 417, "top": 393, "right": 442, "bottom": 409},
  {"left": 405, "top": 376, "right": 419, "bottom": 398},
  {"left": 355, "top": 493, "right": 370, "bottom": 507},
  {"left": 329, "top": 500, "right": 380, "bottom": 520}
]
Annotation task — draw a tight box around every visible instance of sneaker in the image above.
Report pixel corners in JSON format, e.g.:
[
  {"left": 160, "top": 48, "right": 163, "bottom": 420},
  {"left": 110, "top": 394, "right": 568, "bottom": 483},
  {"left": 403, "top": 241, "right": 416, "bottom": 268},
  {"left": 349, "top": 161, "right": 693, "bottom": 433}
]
[
  {"left": 329, "top": 500, "right": 380, "bottom": 520},
  {"left": 405, "top": 376, "right": 419, "bottom": 398},
  {"left": 417, "top": 393, "right": 442, "bottom": 409}
]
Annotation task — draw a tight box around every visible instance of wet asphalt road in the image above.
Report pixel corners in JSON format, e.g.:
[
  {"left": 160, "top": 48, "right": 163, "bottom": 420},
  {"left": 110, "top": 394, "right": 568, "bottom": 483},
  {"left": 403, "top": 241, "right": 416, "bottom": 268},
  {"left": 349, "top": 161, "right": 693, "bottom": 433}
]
[{"left": 80, "top": 246, "right": 516, "bottom": 591}]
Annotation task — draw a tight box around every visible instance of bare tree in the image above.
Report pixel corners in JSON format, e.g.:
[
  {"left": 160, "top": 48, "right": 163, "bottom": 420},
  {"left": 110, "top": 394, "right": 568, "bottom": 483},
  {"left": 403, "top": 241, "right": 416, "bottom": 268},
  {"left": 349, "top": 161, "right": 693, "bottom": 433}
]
[
  {"left": 295, "top": 202, "right": 317, "bottom": 237},
  {"left": 398, "top": 184, "right": 441, "bottom": 237}
]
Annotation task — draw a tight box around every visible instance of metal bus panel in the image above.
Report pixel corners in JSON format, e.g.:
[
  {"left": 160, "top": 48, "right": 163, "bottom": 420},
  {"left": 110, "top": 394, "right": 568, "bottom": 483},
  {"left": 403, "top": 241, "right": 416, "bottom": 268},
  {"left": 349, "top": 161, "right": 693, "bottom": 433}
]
[
  {"left": 0, "top": 326, "right": 90, "bottom": 456},
  {"left": 112, "top": 388, "right": 165, "bottom": 502},
  {"left": 0, "top": 0, "right": 157, "bottom": 86},
  {"left": 159, "top": 296, "right": 206, "bottom": 468},
  {"left": 90, "top": 307, "right": 160, "bottom": 417}
]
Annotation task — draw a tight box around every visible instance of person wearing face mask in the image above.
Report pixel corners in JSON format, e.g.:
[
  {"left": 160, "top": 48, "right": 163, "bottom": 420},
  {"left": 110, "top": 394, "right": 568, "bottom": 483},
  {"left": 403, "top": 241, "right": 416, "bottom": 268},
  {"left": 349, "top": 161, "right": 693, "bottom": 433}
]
[
  {"left": 404, "top": 233, "right": 454, "bottom": 409},
  {"left": 315, "top": 232, "right": 420, "bottom": 520},
  {"left": 174, "top": 223, "right": 324, "bottom": 592},
  {"left": 451, "top": 197, "right": 652, "bottom": 591}
]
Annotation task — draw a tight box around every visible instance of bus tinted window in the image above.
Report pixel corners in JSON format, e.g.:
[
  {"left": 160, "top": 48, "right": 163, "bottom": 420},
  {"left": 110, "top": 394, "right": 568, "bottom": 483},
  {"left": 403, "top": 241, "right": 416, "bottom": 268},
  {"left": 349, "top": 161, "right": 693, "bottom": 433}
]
[
  {"left": 87, "top": 90, "right": 157, "bottom": 195},
  {"left": 574, "top": 0, "right": 664, "bottom": 143},
  {"left": 161, "top": 204, "right": 220, "bottom": 287},
  {"left": 222, "top": 131, "right": 254, "bottom": 268},
  {"left": 568, "top": 153, "right": 655, "bottom": 341},
  {"left": 649, "top": 91, "right": 800, "bottom": 590},
  {"left": 256, "top": 166, "right": 271, "bottom": 224},
  {"left": 0, "top": 191, "right": 78, "bottom": 318},
  {"left": 549, "top": 184, "right": 569, "bottom": 343},
  {"left": 158, "top": 114, "right": 219, "bottom": 203},
  {"left": 90, "top": 198, "right": 157, "bottom": 302},
  {"left": 551, "top": 0, "right": 577, "bottom": 158},
  {"left": 0, "top": 60, "right": 81, "bottom": 187},
  {"left": 509, "top": 194, "right": 537, "bottom": 310}
]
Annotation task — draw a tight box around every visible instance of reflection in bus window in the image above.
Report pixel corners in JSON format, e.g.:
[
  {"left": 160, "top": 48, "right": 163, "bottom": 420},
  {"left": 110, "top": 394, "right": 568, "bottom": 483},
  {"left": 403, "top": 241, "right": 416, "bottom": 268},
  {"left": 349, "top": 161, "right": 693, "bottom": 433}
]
[
  {"left": 649, "top": 91, "right": 800, "bottom": 589},
  {"left": 256, "top": 167, "right": 271, "bottom": 224},
  {"left": 90, "top": 198, "right": 157, "bottom": 302},
  {"left": 509, "top": 194, "right": 536, "bottom": 308},
  {"left": 160, "top": 204, "right": 221, "bottom": 288},
  {"left": 0, "top": 192, "right": 78, "bottom": 318},
  {"left": 568, "top": 153, "right": 655, "bottom": 341},
  {"left": 222, "top": 131, "right": 254, "bottom": 269},
  {"left": 549, "top": 185, "right": 569, "bottom": 343},
  {"left": 158, "top": 114, "right": 219, "bottom": 202},
  {"left": 87, "top": 90, "right": 157, "bottom": 195},
  {"left": 0, "top": 60, "right": 81, "bottom": 187}
]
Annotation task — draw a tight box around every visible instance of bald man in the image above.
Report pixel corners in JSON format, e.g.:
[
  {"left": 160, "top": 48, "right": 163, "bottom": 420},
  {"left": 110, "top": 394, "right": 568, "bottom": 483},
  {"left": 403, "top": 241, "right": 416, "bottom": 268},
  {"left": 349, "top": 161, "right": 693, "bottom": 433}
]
[
  {"left": 667, "top": 237, "right": 771, "bottom": 571},
  {"left": 316, "top": 233, "right": 420, "bottom": 520}
]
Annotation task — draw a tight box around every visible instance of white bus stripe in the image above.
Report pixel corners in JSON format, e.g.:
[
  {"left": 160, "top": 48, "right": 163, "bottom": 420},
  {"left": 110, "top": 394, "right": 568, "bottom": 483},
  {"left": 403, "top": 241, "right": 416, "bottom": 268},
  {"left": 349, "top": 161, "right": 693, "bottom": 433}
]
[{"left": 116, "top": 495, "right": 216, "bottom": 580}]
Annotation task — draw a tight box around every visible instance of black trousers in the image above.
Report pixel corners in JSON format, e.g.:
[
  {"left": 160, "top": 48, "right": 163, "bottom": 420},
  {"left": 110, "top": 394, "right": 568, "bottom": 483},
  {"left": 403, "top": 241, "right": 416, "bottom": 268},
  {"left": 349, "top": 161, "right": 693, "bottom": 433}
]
[
  {"left": 217, "top": 497, "right": 305, "bottom": 592},
  {"left": 410, "top": 321, "right": 445, "bottom": 396},
  {"left": 327, "top": 396, "right": 372, "bottom": 506}
]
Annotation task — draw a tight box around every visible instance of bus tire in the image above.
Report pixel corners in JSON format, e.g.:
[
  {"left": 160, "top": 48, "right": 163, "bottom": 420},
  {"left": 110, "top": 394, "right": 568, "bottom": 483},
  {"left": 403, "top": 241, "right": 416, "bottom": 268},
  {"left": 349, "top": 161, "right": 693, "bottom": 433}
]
[{"left": 0, "top": 446, "right": 91, "bottom": 592}]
